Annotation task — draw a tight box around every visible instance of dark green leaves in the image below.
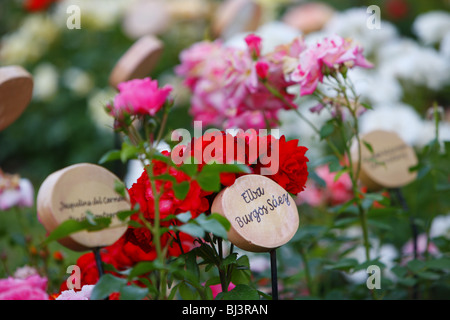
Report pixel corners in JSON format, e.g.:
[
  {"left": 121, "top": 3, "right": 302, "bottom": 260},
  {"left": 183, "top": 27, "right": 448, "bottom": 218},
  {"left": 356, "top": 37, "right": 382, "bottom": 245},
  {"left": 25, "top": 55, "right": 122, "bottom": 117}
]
[
  {"left": 175, "top": 213, "right": 231, "bottom": 240},
  {"left": 42, "top": 211, "right": 112, "bottom": 245},
  {"left": 90, "top": 274, "right": 149, "bottom": 300}
]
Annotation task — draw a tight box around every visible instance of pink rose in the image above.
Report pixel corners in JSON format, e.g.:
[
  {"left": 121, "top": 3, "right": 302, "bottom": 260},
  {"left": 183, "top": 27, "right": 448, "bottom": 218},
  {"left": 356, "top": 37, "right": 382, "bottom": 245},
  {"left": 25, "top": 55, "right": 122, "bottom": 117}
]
[
  {"left": 0, "top": 274, "right": 48, "bottom": 300},
  {"left": 110, "top": 78, "right": 172, "bottom": 119}
]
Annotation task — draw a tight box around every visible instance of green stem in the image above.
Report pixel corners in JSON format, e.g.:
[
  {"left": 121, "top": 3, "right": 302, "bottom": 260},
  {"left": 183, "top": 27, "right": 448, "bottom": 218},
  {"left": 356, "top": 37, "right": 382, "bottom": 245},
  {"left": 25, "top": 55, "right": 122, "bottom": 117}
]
[{"left": 299, "top": 245, "right": 313, "bottom": 296}]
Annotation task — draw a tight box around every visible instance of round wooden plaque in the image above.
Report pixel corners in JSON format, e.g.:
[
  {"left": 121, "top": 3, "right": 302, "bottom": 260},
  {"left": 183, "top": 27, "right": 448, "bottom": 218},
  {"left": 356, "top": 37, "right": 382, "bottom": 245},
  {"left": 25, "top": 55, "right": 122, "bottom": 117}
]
[
  {"left": 0, "top": 66, "right": 33, "bottom": 131},
  {"left": 212, "top": 0, "right": 262, "bottom": 39},
  {"left": 109, "top": 35, "right": 163, "bottom": 89},
  {"left": 37, "top": 163, "right": 129, "bottom": 251},
  {"left": 356, "top": 130, "right": 418, "bottom": 191},
  {"left": 211, "top": 174, "right": 299, "bottom": 252}
]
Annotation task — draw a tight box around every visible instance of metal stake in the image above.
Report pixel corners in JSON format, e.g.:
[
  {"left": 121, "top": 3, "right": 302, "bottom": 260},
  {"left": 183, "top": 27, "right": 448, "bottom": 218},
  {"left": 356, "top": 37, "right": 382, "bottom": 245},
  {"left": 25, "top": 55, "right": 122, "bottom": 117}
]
[{"left": 270, "top": 249, "right": 278, "bottom": 300}]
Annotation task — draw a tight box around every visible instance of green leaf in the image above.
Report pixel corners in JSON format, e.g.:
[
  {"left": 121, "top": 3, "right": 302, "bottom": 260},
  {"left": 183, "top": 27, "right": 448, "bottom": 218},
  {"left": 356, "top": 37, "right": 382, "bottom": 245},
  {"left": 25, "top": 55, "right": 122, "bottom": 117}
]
[
  {"left": 218, "top": 284, "right": 259, "bottom": 300},
  {"left": 179, "top": 162, "right": 198, "bottom": 177},
  {"left": 417, "top": 271, "right": 441, "bottom": 280},
  {"left": 177, "top": 223, "right": 205, "bottom": 238},
  {"left": 221, "top": 253, "right": 238, "bottom": 268},
  {"left": 196, "top": 171, "right": 221, "bottom": 192},
  {"left": 425, "top": 257, "right": 450, "bottom": 271},
  {"left": 362, "top": 140, "right": 374, "bottom": 154},
  {"left": 114, "top": 180, "right": 127, "bottom": 199},
  {"left": 120, "top": 141, "right": 139, "bottom": 163},
  {"left": 128, "top": 261, "right": 155, "bottom": 279},
  {"left": 176, "top": 211, "right": 192, "bottom": 224},
  {"left": 173, "top": 180, "right": 190, "bottom": 200},
  {"left": 324, "top": 258, "right": 359, "bottom": 271},
  {"left": 407, "top": 259, "right": 426, "bottom": 272},
  {"left": 179, "top": 281, "right": 198, "bottom": 300},
  {"left": 90, "top": 274, "right": 127, "bottom": 300},
  {"left": 99, "top": 149, "right": 121, "bottom": 164},
  {"left": 320, "top": 122, "right": 335, "bottom": 140},
  {"left": 43, "top": 217, "right": 110, "bottom": 245},
  {"left": 119, "top": 284, "right": 149, "bottom": 300},
  {"left": 196, "top": 214, "right": 229, "bottom": 239}
]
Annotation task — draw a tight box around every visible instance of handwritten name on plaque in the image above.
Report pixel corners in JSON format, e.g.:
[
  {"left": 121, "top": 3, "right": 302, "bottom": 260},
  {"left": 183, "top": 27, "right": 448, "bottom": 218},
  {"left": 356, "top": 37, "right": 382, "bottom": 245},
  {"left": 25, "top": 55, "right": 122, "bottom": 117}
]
[
  {"left": 37, "top": 163, "right": 129, "bottom": 251},
  {"left": 212, "top": 174, "right": 299, "bottom": 252}
]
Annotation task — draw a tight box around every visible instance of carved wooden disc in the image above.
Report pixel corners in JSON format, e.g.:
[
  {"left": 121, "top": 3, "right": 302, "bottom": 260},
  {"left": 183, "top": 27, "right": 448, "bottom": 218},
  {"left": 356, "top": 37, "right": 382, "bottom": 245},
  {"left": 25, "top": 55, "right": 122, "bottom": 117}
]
[
  {"left": 109, "top": 35, "right": 163, "bottom": 89},
  {"left": 212, "top": 0, "right": 262, "bottom": 39},
  {"left": 37, "top": 163, "right": 129, "bottom": 251},
  {"left": 356, "top": 130, "right": 418, "bottom": 191},
  {"left": 0, "top": 66, "right": 33, "bottom": 131},
  {"left": 211, "top": 174, "right": 299, "bottom": 252}
]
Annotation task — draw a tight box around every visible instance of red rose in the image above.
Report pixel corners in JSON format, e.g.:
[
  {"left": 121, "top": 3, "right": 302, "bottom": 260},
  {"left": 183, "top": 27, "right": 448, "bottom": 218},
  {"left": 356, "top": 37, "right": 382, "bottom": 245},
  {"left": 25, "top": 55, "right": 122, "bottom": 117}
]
[{"left": 255, "top": 135, "right": 309, "bottom": 194}]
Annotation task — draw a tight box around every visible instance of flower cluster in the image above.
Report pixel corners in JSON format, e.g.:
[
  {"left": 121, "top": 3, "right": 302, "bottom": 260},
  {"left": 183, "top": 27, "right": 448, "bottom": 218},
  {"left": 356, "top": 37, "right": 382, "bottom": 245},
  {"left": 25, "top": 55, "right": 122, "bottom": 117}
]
[
  {"left": 176, "top": 33, "right": 372, "bottom": 128},
  {"left": 175, "top": 35, "right": 296, "bottom": 129},
  {"left": 289, "top": 35, "right": 373, "bottom": 96},
  {"left": 178, "top": 130, "right": 309, "bottom": 194},
  {"left": 0, "top": 274, "right": 48, "bottom": 300}
]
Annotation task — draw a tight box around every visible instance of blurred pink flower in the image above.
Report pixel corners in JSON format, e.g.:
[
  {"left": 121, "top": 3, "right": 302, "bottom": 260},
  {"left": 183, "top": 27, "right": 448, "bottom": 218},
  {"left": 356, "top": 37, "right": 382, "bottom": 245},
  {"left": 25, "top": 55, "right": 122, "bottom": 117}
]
[
  {"left": 0, "top": 171, "right": 34, "bottom": 210},
  {"left": 402, "top": 234, "right": 439, "bottom": 262},
  {"left": 255, "top": 61, "right": 269, "bottom": 79},
  {"left": 0, "top": 274, "right": 48, "bottom": 300},
  {"left": 176, "top": 35, "right": 298, "bottom": 130},
  {"left": 290, "top": 35, "right": 372, "bottom": 96},
  {"left": 56, "top": 285, "right": 95, "bottom": 300},
  {"left": 245, "top": 34, "right": 262, "bottom": 58},
  {"left": 296, "top": 164, "right": 353, "bottom": 206},
  {"left": 109, "top": 77, "right": 172, "bottom": 119},
  {"left": 209, "top": 283, "right": 236, "bottom": 299}
]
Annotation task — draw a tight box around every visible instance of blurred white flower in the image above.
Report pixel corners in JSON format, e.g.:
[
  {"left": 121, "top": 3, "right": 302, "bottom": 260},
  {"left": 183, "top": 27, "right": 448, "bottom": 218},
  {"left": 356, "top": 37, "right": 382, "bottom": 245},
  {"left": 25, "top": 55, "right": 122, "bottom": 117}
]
[
  {"left": 13, "top": 266, "right": 39, "bottom": 280},
  {"left": 0, "top": 172, "right": 34, "bottom": 210},
  {"left": 413, "top": 10, "right": 450, "bottom": 45},
  {"left": 0, "top": 14, "right": 59, "bottom": 65},
  {"left": 53, "top": 0, "right": 129, "bottom": 30},
  {"left": 322, "top": 7, "right": 398, "bottom": 56},
  {"left": 441, "top": 32, "right": 450, "bottom": 59},
  {"left": 358, "top": 103, "right": 424, "bottom": 146},
  {"left": 378, "top": 39, "right": 450, "bottom": 91},
  {"left": 63, "top": 67, "right": 94, "bottom": 97},
  {"left": 348, "top": 68, "right": 403, "bottom": 105},
  {"left": 32, "top": 63, "right": 59, "bottom": 101},
  {"left": 87, "top": 87, "right": 116, "bottom": 133},
  {"left": 225, "top": 21, "right": 300, "bottom": 54},
  {"left": 343, "top": 227, "right": 398, "bottom": 284},
  {"left": 430, "top": 215, "right": 450, "bottom": 239},
  {"left": 414, "top": 120, "right": 450, "bottom": 149}
]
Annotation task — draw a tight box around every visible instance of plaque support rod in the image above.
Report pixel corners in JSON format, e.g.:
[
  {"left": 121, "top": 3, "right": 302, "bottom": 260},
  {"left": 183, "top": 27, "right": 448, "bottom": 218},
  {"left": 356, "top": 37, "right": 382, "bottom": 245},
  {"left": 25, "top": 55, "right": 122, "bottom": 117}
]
[
  {"left": 270, "top": 249, "right": 278, "bottom": 300},
  {"left": 93, "top": 247, "right": 104, "bottom": 277}
]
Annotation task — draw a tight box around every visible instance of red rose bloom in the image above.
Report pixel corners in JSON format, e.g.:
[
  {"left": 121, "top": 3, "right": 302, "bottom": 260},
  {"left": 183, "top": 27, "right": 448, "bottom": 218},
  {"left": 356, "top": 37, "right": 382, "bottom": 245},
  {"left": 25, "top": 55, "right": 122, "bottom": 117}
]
[{"left": 255, "top": 135, "right": 309, "bottom": 194}]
